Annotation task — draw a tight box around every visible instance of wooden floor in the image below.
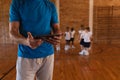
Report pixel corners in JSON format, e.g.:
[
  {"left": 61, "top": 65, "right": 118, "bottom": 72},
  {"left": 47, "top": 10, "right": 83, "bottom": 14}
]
[{"left": 0, "top": 43, "right": 120, "bottom": 80}]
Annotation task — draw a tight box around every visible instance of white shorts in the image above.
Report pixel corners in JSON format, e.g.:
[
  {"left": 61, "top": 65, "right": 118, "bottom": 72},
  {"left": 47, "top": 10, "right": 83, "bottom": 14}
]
[{"left": 16, "top": 54, "right": 54, "bottom": 80}]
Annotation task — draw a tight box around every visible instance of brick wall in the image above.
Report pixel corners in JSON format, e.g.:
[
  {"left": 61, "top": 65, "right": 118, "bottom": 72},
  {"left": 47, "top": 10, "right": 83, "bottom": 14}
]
[
  {"left": 94, "top": 0, "right": 120, "bottom": 44},
  {"left": 60, "top": 0, "right": 89, "bottom": 31},
  {"left": 94, "top": 0, "right": 120, "bottom": 6}
]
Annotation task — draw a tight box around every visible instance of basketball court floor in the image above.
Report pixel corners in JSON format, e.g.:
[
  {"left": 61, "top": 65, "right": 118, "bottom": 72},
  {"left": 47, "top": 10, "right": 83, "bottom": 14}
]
[
  {"left": 0, "top": 0, "right": 120, "bottom": 80},
  {"left": 0, "top": 43, "right": 120, "bottom": 80}
]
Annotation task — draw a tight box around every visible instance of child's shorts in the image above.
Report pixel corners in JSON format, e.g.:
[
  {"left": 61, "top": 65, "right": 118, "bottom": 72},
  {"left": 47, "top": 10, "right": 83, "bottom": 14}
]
[
  {"left": 66, "top": 40, "right": 70, "bottom": 43},
  {"left": 83, "top": 42, "right": 91, "bottom": 48},
  {"left": 70, "top": 38, "right": 74, "bottom": 42},
  {"left": 80, "top": 39, "right": 84, "bottom": 45}
]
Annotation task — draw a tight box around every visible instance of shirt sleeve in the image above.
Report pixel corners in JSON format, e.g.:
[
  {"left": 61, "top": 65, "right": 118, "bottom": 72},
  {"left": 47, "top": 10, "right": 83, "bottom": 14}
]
[
  {"left": 50, "top": 3, "right": 59, "bottom": 24},
  {"left": 9, "top": 0, "right": 20, "bottom": 22}
]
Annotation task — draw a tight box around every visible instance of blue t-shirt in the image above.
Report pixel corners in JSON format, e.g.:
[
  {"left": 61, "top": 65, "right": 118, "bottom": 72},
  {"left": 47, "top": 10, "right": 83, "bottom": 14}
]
[{"left": 9, "top": 0, "right": 58, "bottom": 58}]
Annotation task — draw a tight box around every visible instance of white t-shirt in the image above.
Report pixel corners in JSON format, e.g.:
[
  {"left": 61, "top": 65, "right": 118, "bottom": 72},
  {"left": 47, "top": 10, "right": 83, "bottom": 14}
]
[
  {"left": 70, "top": 30, "right": 75, "bottom": 38},
  {"left": 82, "top": 31, "right": 92, "bottom": 42},
  {"left": 65, "top": 32, "right": 71, "bottom": 40},
  {"left": 78, "top": 30, "right": 85, "bottom": 39}
]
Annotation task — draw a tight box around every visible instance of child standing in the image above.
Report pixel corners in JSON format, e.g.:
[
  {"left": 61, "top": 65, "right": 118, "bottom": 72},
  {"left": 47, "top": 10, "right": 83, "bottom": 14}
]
[
  {"left": 70, "top": 27, "right": 76, "bottom": 48},
  {"left": 79, "top": 27, "right": 92, "bottom": 55},
  {"left": 78, "top": 25, "right": 85, "bottom": 53},
  {"left": 64, "top": 27, "right": 71, "bottom": 51}
]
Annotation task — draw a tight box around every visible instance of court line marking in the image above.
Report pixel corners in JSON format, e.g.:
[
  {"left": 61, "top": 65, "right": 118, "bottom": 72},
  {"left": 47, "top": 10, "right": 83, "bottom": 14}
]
[{"left": 0, "top": 65, "right": 16, "bottom": 80}]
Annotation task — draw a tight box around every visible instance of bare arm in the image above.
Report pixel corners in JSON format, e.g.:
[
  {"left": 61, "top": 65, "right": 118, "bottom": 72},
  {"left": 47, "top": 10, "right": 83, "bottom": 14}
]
[
  {"left": 47, "top": 23, "right": 62, "bottom": 45},
  {"left": 52, "top": 23, "right": 61, "bottom": 34},
  {"left": 78, "top": 32, "right": 81, "bottom": 41},
  {"left": 9, "top": 22, "right": 42, "bottom": 49},
  {"left": 79, "top": 35, "right": 82, "bottom": 42},
  {"left": 9, "top": 21, "right": 28, "bottom": 45}
]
